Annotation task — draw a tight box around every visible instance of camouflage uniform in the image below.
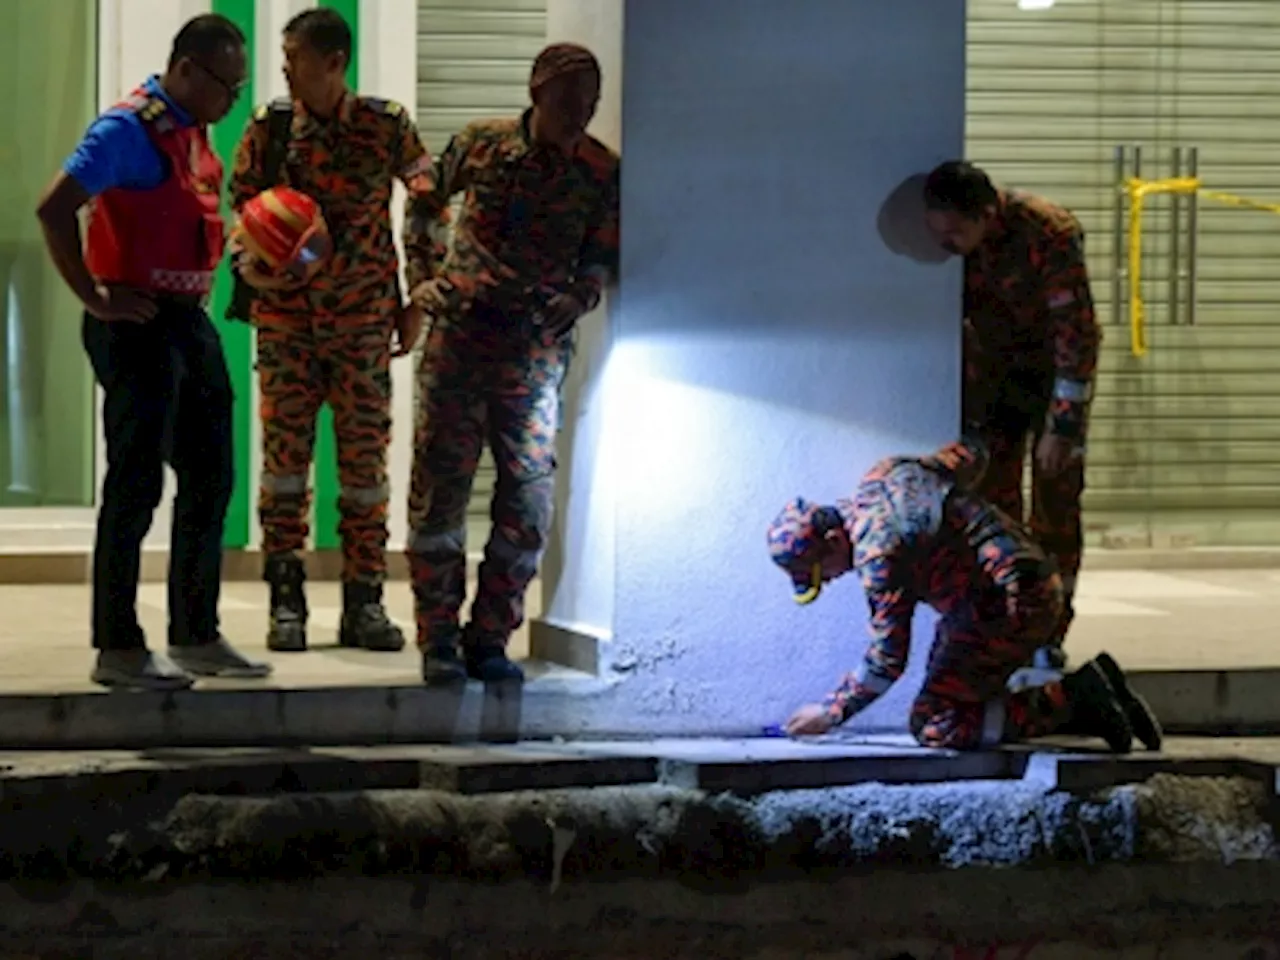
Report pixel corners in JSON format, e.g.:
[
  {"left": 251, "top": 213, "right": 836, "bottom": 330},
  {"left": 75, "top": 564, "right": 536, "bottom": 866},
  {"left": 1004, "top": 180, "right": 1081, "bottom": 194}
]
[
  {"left": 768, "top": 441, "right": 1158, "bottom": 752},
  {"left": 402, "top": 111, "right": 620, "bottom": 681},
  {"left": 963, "top": 188, "right": 1100, "bottom": 652},
  {"left": 230, "top": 93, "right": 436, "bottom": 652}
]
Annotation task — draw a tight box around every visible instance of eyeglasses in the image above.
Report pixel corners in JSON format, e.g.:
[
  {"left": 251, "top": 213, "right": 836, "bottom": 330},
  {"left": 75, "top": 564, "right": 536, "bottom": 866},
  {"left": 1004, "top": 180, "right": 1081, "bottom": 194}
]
[{"left": 191, "top": 59, "right": 247, "bottom": 100}]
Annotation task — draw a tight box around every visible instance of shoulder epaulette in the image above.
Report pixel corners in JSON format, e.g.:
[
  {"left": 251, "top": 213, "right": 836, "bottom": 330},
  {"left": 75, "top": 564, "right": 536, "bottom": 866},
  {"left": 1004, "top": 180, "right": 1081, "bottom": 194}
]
[
  {"left": 129, "top": 93, "right": 174, "bottom": 133},
  {"left": 252, "top": 98, "right": 293, "bottom": 123},
  {"left": 362, "top": 97, "right": 407, "bottom": 120},
  {"left": 361, "top": 97, "right": 405, "bottom": 117}
]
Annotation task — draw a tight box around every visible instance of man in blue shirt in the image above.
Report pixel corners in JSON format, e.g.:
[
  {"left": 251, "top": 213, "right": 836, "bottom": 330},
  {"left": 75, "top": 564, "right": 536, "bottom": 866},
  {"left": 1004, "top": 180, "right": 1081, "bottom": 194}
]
[{"left": 36, "top": 14, "right": 271, "bottom": 690}]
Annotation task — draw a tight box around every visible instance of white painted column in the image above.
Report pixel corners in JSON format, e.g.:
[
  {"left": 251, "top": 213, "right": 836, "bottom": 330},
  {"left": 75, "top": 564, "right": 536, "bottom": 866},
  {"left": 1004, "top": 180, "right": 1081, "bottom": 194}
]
[
  {"left": 527, "top": 0, "right": 966, "bottom": 737},
  {"left": 536, "top": 0, "right": 624, "bottom": 648},
  {"left": 359, "top": 0, "right": 419, "bottom": 557}
]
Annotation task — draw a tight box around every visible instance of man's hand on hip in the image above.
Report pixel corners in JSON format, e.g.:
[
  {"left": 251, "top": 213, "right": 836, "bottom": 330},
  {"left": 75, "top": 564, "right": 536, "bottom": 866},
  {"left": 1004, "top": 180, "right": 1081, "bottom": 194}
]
[
  {"left": 393, "top": 302, "right": 424, "bottom": 357},
  {"left": 542, "top": 292, "right": 586, "bottom": 339}
]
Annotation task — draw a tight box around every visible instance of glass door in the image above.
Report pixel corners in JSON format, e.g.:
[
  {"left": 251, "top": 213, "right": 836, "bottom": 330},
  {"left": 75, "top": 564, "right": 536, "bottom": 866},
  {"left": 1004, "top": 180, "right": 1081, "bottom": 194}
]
[
  {"left": 965, "top": 0, "right": 1175, "bottom": 548},
  {"left": 1154, "top": 0, "right": 1280, "bottom": 546},
  {"left": 0, "top": 0, "right": 97, "bottom": 511},
  {"left": 1087, "top": 0, "right": 1183, "bottom": 549}
]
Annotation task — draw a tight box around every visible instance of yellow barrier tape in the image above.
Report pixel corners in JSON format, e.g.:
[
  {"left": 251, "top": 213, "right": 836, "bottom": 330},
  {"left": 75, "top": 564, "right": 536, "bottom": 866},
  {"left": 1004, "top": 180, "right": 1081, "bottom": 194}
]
[{"left": 1125, "top": 177, "right": 1280, "bottom": 358}]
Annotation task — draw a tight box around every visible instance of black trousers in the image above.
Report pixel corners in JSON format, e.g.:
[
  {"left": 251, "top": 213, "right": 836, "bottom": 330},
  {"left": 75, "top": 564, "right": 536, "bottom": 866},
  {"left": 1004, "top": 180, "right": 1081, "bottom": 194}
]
[{"left": 82, "top": 300, "right": 234, "bottom": 650}]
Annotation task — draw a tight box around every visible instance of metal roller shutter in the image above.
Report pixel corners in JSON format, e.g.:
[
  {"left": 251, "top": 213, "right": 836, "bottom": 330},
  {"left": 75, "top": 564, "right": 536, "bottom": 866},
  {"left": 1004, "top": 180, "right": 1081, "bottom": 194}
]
[
  {"left": 415, "top": 0, "right": 548, "bottom": 535},
  {"left": 967, "top": 0, "right": 1280, "bottom": 548}
]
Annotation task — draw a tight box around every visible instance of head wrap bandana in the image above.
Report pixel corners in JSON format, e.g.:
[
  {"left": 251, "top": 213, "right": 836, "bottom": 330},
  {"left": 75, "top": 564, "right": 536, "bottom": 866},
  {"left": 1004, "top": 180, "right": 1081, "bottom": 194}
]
[
  {"left": 767, "top": 498, "right": 843, "bottom": 605},
  {"left": 530, "top": 43, "right": 601, "bottom": 90}
]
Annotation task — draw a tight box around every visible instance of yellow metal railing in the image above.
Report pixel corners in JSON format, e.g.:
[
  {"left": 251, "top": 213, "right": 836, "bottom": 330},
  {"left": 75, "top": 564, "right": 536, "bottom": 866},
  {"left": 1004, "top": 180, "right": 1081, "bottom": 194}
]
[{"left": 1125, "top": 177, "right": 1280, "bottom": 357}]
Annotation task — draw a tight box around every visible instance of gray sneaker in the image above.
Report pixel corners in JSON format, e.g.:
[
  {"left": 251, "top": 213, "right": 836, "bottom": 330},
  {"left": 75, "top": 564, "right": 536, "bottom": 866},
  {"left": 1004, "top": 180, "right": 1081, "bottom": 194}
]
[
  {"left": 92, "top": 649, "right": 195, "bottom": 691},
  {"left": 169, "top": 637, "right": 274, "bottom": 679}
]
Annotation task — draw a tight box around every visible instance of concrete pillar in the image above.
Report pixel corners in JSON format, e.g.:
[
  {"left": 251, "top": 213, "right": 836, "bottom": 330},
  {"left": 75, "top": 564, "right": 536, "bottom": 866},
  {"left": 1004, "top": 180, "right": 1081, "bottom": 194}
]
[
  {"left": 533, "top": 0, "right": 965, "bottom": 737},
  {"left": 533, "top": 0, "right": 624, "bottom": 670}
]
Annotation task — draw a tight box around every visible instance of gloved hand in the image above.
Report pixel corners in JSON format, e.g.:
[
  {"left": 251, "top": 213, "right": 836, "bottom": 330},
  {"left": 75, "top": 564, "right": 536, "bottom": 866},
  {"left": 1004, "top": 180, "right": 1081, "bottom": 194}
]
[
  {"left": 784, "top": 703, "right": 839, "bottom": 736},
  {"left": 1006, "top": 645, "right": 1067, "bottom": 693}
]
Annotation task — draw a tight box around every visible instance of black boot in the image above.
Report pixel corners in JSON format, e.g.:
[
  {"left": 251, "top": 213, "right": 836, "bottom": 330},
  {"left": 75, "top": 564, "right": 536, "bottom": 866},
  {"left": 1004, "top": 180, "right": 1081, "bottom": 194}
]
[
  {"left": 465, "top": 646, "right": 525, "bottom": 683},
  {"left": 463, "top": 625, "right": 525, "bottom": 683},
  {"left": 339, "top": 581, "right": 406, "bottom": 652},
  {"left": 1060, "top": 661, "right": 1134, "bottom": 753},
  {"left": 1092, "top": 652, "right": 1163, "bottom": 751},
  {"left": 422, "top": 639, "right": 467, "bottom": 686},
  {"left": 265, "top": 554, "right": 308, "bottom": 652}
]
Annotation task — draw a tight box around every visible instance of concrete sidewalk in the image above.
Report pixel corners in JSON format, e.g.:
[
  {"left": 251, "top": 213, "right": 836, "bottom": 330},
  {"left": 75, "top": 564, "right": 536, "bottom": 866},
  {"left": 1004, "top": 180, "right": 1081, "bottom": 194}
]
[
  {"left": 0, "top": 569, "right": 1271, "bottom": 747},
  {"left": 0, "top": 568, "right": 1274, "bottom": 694}
]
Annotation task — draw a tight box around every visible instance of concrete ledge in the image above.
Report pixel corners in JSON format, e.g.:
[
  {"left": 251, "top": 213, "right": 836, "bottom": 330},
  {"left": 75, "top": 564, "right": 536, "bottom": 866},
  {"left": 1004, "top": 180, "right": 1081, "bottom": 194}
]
[
  {"left": 1130, "top": 669, "right": 1280, "bottom": 735},
  {"left": 415, "top": 745, "right": 658, "bottom": 794},
  {"left": 0, "top": 670, "right": 1279, "bottom": 747},
  {"left": 1084, "top": 546, "right": 1280, "bottom": 571},
  {"left": 0, "top": 745, "right": 663, "bottom": 802},
  {"left": 529, "top": 618, "right": 605, "bottom": 674},
  {"left": 1021, "top": 750, "right": 1280, "bottom": 795},
  {"left": 0, "top": 684, "right": 508, "bottom": 749},
  {"left": 0, "top": 670, "right": 644, "bottom": 749},
  {"left": 2, "top": 738, "right": 1277, "bottom": 803},
  {"left": 559, "top": 736, "right": 1019, "bottom": 793}
]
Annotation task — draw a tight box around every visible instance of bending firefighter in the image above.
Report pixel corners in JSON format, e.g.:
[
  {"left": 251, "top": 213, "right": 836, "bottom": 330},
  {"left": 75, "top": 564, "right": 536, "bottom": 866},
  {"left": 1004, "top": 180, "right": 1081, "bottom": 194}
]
[
  {"left": 924, "top": 161, "right": 1100, "bottom": 668},
  {"left": 767, "top": 440, "right": 1160, "bottom": 752}
]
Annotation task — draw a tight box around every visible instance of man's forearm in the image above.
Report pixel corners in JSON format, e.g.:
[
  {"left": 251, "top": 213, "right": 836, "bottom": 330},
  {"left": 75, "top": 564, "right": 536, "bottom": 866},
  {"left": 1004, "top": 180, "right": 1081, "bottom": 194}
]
[
  {"left": 402, "top": 182, "right": 455, "bottom": 294},
  {"left": 38, "top": 213, "right": 97, "bottom": 306},
  {"left": 1045, "top": 232, "right": 1099, "bottom": 439},
  {"left": 821, "top": 641, "right": 906, "bottom": 724},
  {"left": 1048, "top": 310, "right": 1098, "bottom": 439},
  {"left": 821, "top": 608, "right": 912, "bottom": 725}
]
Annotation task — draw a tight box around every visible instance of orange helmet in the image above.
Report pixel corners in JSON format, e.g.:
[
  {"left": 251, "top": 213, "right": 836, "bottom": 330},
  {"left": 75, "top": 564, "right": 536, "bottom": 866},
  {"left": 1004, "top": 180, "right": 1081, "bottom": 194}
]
[{"left": 235, "top": 187, "right": 330, "bottom": 280}]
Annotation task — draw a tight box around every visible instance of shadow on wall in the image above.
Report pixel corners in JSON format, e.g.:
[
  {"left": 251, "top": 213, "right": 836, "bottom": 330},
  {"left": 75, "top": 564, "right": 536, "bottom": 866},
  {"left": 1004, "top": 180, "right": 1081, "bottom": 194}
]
[{"left": 878, "top": 174, "right": 952, "bottom": 265}]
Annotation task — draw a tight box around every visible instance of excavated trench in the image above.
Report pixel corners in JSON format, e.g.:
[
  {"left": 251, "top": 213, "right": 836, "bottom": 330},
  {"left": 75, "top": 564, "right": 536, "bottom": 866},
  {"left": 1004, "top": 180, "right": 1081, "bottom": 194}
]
[{"left": 0, "top": 773, "right": 1275, "bottom": 956}]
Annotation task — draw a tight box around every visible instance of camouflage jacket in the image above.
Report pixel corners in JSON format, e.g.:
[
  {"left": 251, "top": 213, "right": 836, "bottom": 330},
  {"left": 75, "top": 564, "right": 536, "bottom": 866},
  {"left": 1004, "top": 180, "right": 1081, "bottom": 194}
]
[
  {"left": 964, "top": 189, "right": 1101, "bottom": 438},
  {"left": 403, "top": 110, "right": 620, "bottom": 327},
  {"left": 823, "top": 439, "right": 1053, "bottom": 723},
  {"left": 229, "top": 92, "right": 435, "bottom": 325}
]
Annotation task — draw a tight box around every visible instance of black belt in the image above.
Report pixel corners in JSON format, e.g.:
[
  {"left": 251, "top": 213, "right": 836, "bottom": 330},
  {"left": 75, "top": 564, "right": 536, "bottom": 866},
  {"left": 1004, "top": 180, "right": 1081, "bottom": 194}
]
[{"left": 154, "top": 292, "right": 208, "bottom": 311}]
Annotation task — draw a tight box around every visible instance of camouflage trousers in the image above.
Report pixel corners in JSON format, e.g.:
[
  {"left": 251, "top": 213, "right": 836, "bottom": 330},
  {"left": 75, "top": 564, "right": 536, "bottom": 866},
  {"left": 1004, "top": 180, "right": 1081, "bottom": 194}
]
[
  {"left": 910, "top": 572, "right": 1069, "bottom": 749},
  {"left": 256, "top": 318, "right": 393, "bottom": 583},
  {"left": 407, "top": 321, "right": 570, "bottom": 650},
  {"left": 977, "top": 428, "right": 1086, "bottom": 647}
]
